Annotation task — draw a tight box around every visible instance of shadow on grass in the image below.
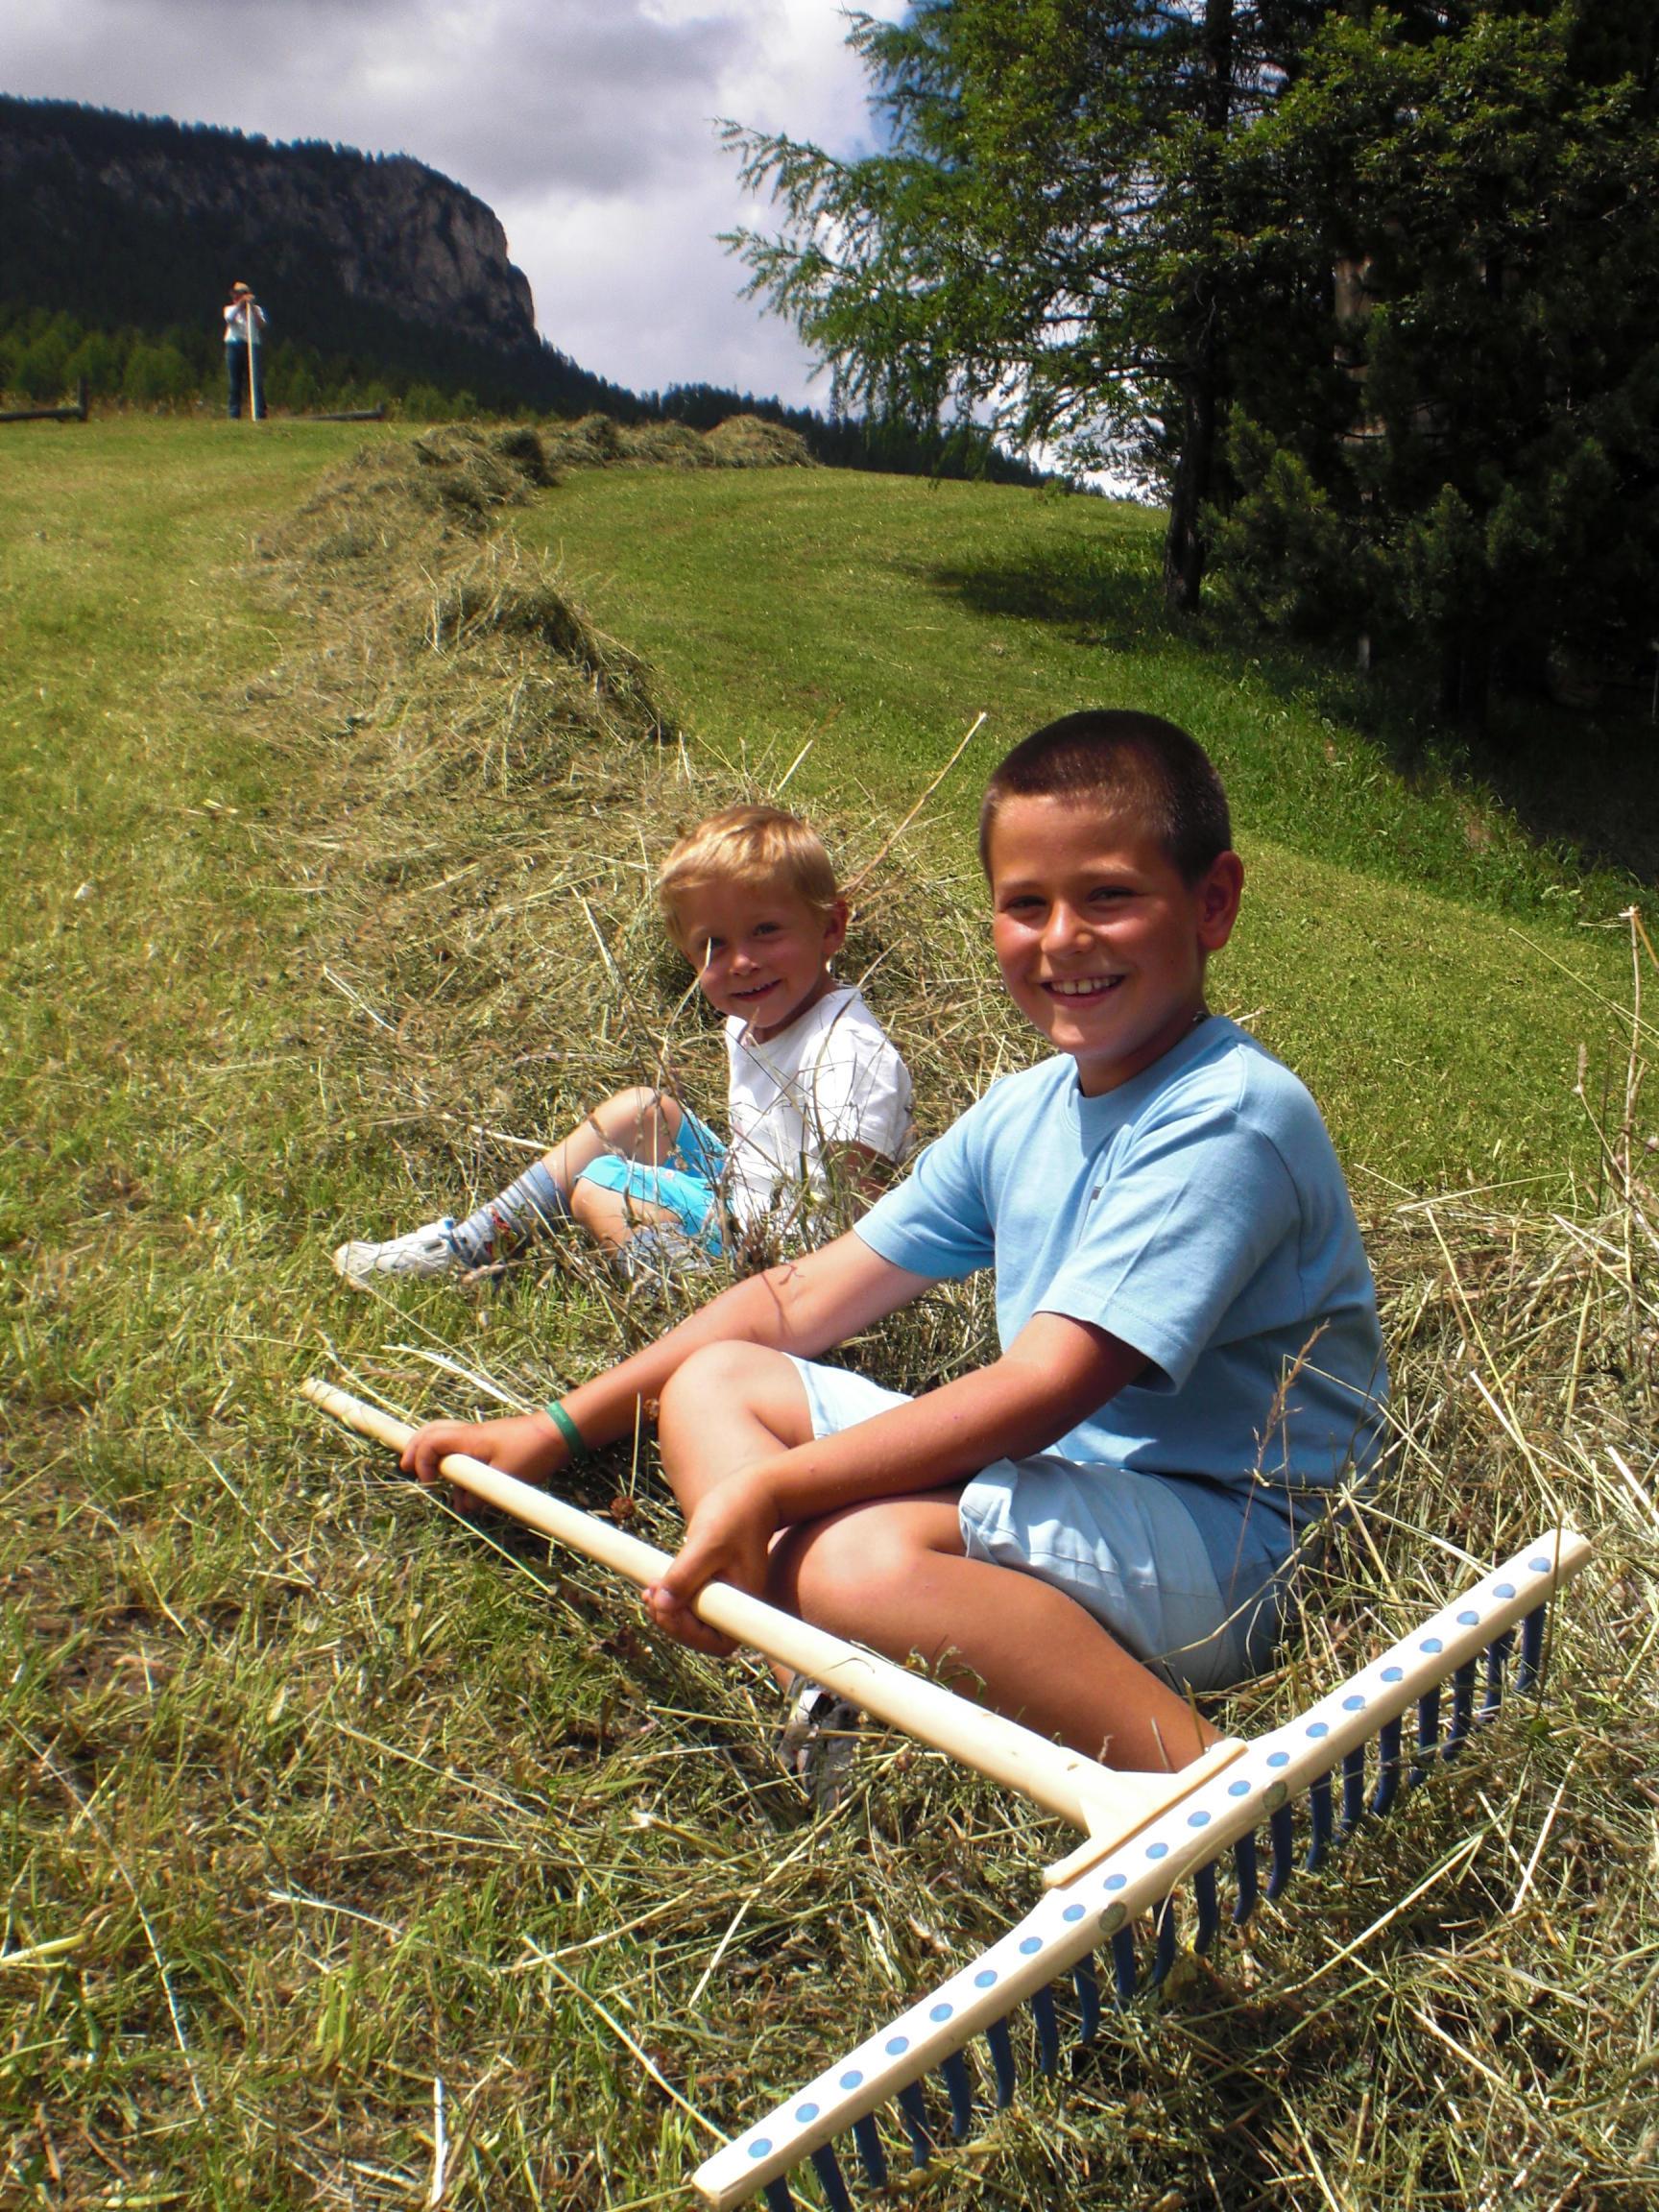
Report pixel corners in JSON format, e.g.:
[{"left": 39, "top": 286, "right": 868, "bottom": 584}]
[
  {"left": 926, "top": 529, "right": 1658, "bottom": 892},
  {"left": 923, "top": 528, "right": 1168, "bottom": 656},
  {"left": 1251, "top": 640, "right": 1659, "bottom": 894}
]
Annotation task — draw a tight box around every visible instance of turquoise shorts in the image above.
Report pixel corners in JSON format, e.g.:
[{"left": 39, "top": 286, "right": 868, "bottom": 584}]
[
  {"left": 784, "top": 1357, "right": 1278, "bottom": 1693},
  {"left": 573, "top": 1107, "right": 729, "bottom": 1253}
]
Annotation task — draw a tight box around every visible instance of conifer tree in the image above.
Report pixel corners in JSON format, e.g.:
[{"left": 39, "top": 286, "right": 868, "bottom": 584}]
[
  {"left": 1214, "top": 1, "right": 1659, "bottom": 718},
  {"left": 724, "top": 1, "right": 1331, "bottom": 611}
]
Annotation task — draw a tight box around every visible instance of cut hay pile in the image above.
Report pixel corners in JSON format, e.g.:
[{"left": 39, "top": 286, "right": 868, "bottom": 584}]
[
  {"left": 254, "top": 426, "right": 992, "bottom": 1290},
  {"left": 532, "top": 410, "right": 815, "bottom": 476},
  {"left": 5, "top": 426, "right": 1653, "bottom": 2211},
  {"left": 267, "top": 432, "right": 1658, "bottom": 2206}
]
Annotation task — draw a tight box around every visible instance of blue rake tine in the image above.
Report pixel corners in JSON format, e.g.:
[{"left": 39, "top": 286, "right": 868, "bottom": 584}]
[
  {"left": 1305, "top": 1771, "right": 1334, "bottom": 1870},
  {"left": 894, "top": 2082, "right": 933, "bottom": 2169},
  {"left": 939, "top": 2051, "right": 974, "bottom": 2139},
  {"left": 1192, "top": 1860, "right": 1220, "bottom": 1954},
  {"left": 1028, "top": 1984, "right": 1060, "bottom": 2074},
  {"left": 1370, "top": 1714, "right": 1402, "bottom": 1815},
  {"left": 1480, "top": 1629, "right": 1513, "bottom": 1722},
  {"left": 764, "top": 2181, "right": 795, "bottom": 2212},
  {"left": 1111, "top": 1922, "right": 1137, "bottom": 2003},
  {"left": 1445, "top": 1660, "right": 1476, "bottom": 1759},
  {"left": 1341, "top": 1744, "right": 1367, "bottom": 1832},
  {"left": 1266, "top": 1800, "right": 1296, "bottom": 1898},
  {"left": 1518, "top": 1603, "right": 1547, "bottom": 1693},
  {"left": 1151, "top": 1897, "right": 1178, "bottom": 1986},
  {"left": 1411, "top": 1685, "right": 1440, "bottom": 1787},
  {"left": 851, "top": 2115, "right": 887, "bottom": 2190},
  {"left": 984, "top": 2015, "right": 1018, "bottom": 2107},
  {"left": 1071, "top": 1952, "right": 1102, "bottom": 2044},
  {"left": 807, "top": 2147, "right": 854, "bottom": 2212},
  {"left": 689, "top": 1530, "right": 1593, "bottom": 2212}
]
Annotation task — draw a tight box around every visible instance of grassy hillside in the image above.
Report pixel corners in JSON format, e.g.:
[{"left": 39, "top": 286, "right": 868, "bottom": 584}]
[
  {"left": 2, "top": 420, "right": 1654, "bottom": 2212},
  {"left": 532, "top": 467, "right": 1636, "bottom": 1198}
]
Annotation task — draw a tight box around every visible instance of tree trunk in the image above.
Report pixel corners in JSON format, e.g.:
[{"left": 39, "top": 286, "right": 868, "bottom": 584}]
[
  {"left": 1164, "top": 349, "right": 1216, "bottom": 613},
  {"left": 1162, "top": 0, "right": 1235, "bottom": 617},
  {"left": 1437, "top": 627, "right": 1491, "bottom": 727}
]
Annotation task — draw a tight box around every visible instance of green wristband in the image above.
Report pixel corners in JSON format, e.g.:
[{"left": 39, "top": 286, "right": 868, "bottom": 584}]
[{"left": 541, "top": 1400, "right": 589, "bottom": 1459}]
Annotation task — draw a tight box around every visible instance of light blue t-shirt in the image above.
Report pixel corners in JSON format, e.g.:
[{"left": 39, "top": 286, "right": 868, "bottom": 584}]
[{"left": 854, "top": 1017, "right": 1386, "bottom": 1579}]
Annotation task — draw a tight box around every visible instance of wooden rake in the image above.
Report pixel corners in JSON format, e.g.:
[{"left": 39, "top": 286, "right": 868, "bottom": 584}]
[{"left": 301, "top": 1380, "right": 1591, "bottom": 2209}]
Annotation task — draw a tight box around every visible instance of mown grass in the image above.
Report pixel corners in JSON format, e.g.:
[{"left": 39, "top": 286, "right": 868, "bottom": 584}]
[
  {"left": 2, "top": 419, "right": 1655, "bottom": 2212},
  {"left": 532, "top": 467, "right": 1642, "bottom": 1197}
]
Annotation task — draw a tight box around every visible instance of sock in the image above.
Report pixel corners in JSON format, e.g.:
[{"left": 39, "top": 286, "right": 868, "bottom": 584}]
[{"left": 449, "top": 1159, "right": 568, "bottom": 1264}]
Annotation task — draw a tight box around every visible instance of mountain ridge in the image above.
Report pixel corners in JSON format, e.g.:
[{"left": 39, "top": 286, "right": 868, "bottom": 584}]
[{"left": 0, "top": 96, "right": 613, "bottom": 406}]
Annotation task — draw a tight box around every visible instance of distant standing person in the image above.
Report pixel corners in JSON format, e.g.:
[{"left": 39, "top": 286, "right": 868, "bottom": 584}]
[{"left": 223, "top": 281, "right": 267, "bottom": 420}]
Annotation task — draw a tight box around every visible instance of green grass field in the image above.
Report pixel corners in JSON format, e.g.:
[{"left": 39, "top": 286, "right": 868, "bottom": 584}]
[
  {"left": 533, "top": 465, "right": 1638, "bottom": 1199},
  {"left": 2, "top": 418, "right": 1654, "bottom": 2211}
]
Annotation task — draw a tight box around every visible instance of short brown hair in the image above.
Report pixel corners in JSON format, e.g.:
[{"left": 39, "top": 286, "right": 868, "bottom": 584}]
[
  {"left": 656, "top": 805, "right": 840, "bottom": 944},
  {"left": 979, "top": 709, "right": 1232, "bottom": 884}
]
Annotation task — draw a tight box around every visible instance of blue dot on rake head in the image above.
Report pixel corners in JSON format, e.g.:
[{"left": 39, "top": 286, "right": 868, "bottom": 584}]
[
  {"left": 1343, "top": 1695, "right": 1365, "bottom": 1710},
  {"left": 1104, "top": 1873, "right": 1126, "bottom": 1891},
  {"left": 839, "top": 2070, "right": 862, "bottom": 2090},
  {"left": 1457, "top": 1611, "right": 1479, "bottom": 1626},
  {"left": 1307, "top": 1720, "right": 1329, "bottom": 1738},
  {"left": 1529, "top": 1556, "right": 1550, "bottom": 1573},
  {"left": 1421, "top": 1638, "right": 1444, "bottom": 1654},
  {"left": 1268, "top": 1751, "right": 1289, "bottom": 1768},
  {"left": 1382, "top": 1666, "right": 1403, "bottom": 1682},
  {"left": 885, "top": 2036, "right": 909, "bottom": 2056},
  {"left": 1189, "top": 1810, "right": 1211, "bottom": 1827},
  {"left": 974, "top": 1969, "right": 998, "bottom": 1987},
  {"left": 749, "top": 2138, "right": 772, "bottom": 2159},
  {"left": 1064, "top": 1903, "right": 1085, "bottom": 1921},
  {"left": 1146, "top": 1840, "right": 1168, "bottom": 1860},
  {"left": 1229, "top": 1778, "right": 1250, "bottom": 1795},
  {"left": 795, "top": 2103, "right": 819, "bottom": 2123},
  {"left": 1495, "top": 1582, "right": 1515, "bottom": 1599},
  {"left": 929, "top": 2003, "right": 953, "bottom": 2022}
]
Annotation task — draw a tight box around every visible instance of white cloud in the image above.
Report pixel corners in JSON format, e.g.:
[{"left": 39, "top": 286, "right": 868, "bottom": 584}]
[{"left": 4, "top": 0, "right": 907, "bottom": 403}]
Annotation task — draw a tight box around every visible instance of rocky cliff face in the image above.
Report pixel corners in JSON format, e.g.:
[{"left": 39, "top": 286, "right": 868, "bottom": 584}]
[{"left": 0, "top": 99, "right": 539, "bottom": 355}]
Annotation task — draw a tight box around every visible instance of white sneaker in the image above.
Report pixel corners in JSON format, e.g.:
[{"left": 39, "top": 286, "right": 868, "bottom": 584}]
[
  {"left": 332, "top": 1217, "right": 468, "bottom": 1286},
  {"left": 775, "top": 1677, "right": 865, "bottom": 1811}
]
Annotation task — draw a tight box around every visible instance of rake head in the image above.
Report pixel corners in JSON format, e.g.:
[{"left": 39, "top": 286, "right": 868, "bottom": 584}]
[{"left": 693, "top": 1529, "right": 1591, "bottom": 2210}]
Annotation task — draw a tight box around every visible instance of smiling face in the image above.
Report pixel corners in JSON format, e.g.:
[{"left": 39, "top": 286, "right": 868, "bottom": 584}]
[
  {"left": 987, "top": 794, "right": 1243, "bottom": 1095},
  {"left": 669, "top": 878, "right": 848, "bottom": 1042}
]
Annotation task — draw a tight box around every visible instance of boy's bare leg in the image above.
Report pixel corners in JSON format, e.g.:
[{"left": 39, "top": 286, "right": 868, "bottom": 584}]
[
  {"left": 568, "top": 1181, "right": 685, "bottom": 1251},
  {"left": 656, "top": 1345, "right": 1215, "bottom": 1772},
  {"left": 773, "top": 1498, "right": 1215, "bottom": 1772},
  {"left": 545, "top": 1085, "right": 685, "bottom": 1194}
]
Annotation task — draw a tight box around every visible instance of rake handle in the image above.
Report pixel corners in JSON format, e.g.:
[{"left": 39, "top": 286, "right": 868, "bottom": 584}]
[{"left": 301, "top": 1378, "right": 1138, "bottom": 1831}]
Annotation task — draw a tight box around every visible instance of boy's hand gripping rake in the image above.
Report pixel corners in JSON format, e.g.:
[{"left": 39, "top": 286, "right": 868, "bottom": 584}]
[
  {"left": 301, "top": 1379, "right": 1221, "bottom": 1836},
  {"left": 301, "top": 1382, "right": 1589, "bottom": 2210}
]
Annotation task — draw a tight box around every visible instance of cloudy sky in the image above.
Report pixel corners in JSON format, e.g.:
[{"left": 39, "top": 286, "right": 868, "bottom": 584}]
[{"left": 5, "top": 0, "right": 906, "bottom": 406}]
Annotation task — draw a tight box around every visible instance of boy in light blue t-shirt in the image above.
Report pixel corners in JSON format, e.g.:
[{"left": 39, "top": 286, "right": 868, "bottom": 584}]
[{"left": 404, "top": 711, "right": 1386, "bottom": 1778}]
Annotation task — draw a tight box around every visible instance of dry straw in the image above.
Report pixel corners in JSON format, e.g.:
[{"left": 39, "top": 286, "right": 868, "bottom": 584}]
[
  {"left": 6, "top": 421, "right": 1651, "bottom": 2209},
  {"left": 266, "top": 430, "right": 1659, "bottom": 2203}
]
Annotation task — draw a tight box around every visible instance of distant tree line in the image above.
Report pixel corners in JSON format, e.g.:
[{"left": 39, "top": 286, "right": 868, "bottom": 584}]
[
  {"left": 727, "top": 1, "right": 1659, "bottom": 723},
  {"left": 0, "top": 306, "right": 1047, "bottom": 485}
]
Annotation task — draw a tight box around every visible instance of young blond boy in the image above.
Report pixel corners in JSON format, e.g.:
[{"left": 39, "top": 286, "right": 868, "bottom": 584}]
[
  {"left": 403, "top": 713, "right": 1385, "bottom": 1775},
  {"left": 335, "top": 805, "right": 913, "bottom": 1285}
]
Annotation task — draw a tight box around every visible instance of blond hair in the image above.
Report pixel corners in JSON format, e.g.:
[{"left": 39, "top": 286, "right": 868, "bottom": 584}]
[{"left": 656, "top": 805, "right": 840, "bottom": 945}]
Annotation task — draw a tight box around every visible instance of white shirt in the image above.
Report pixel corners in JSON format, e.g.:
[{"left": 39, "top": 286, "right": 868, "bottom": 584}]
[{"left": 723, "top": 983, "right": 912, "bottom": 1232}]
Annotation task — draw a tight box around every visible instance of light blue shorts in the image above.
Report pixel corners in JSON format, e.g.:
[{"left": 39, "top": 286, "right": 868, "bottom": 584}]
[
  {"left": 785, "top": 1358, "right": 1276, "bottom": 1693},
  {"left": 574, "top": 1107, "right": 728, "bottom": 1252}
]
